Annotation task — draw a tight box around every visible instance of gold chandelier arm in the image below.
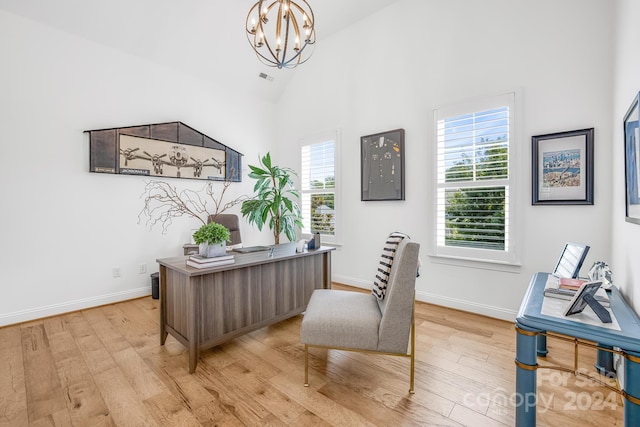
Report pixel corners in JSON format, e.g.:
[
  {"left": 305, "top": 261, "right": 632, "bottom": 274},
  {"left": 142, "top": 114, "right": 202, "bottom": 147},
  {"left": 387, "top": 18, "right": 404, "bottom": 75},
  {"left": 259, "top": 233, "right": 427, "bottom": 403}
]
[
  {"left": 288, "top": 9, "right": 301, "bottom": 51},
  {"left": 256, "top": 22, "right": 277, "bottom": 64},
  {"left": 246, "top": 3, "right": 258, "bottom": 33},
  {"left": 281, "top": 10, "right": 293, "bottom": 64},
  {"left": 275, "top": 2, "right": 283, "bottom": 53},
  {"left": 290, "top": 0, "right": 315, "bottom": 42},
  {"left": 261, "top": 1, "right": 276, "bottom": 23}
]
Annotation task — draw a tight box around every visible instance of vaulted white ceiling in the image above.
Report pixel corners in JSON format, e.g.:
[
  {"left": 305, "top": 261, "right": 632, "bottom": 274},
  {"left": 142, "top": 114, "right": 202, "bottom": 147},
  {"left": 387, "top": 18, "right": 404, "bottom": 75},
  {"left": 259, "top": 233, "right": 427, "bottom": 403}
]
[{"left": 0, "top": 0, "right": 398, "bottom": 103}]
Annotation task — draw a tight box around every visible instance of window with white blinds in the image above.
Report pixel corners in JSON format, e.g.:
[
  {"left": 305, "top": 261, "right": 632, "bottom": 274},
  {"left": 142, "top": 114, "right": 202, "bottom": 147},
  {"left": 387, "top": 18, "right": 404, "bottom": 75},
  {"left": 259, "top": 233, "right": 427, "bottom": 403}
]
[
  {"left": 300, "top": 133, "right": 338, "bottom": 242},
  {"left": 433, "top": 93, "right": 516, "bottom": 263}
]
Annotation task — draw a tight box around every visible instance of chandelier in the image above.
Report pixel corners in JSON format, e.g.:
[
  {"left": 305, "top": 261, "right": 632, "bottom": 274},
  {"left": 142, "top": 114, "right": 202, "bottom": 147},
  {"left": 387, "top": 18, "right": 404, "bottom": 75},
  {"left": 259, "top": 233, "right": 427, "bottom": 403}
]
[{"left": 246, "top": 0, "right": 316, "bottom": 69}]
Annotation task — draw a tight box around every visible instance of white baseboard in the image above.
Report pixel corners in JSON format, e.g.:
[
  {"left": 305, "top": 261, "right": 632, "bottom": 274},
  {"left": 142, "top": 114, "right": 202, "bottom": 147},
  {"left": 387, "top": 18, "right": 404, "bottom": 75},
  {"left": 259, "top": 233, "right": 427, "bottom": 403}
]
[
  {"left": 333, "top": 274, "right": 371, "bottom": 289},
  {"left": 333, "top": 274, "right": 517, "bottom": 322},
  {"left": 0, "top": 287, "right": 151, "bottom": 327},
  {"left": 416, "top": 290, "right": 517, "bottom": 322}
]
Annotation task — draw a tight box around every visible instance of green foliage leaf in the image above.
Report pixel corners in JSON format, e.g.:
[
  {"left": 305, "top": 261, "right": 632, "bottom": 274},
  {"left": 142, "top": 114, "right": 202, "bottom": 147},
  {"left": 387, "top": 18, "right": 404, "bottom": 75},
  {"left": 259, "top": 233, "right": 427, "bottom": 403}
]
[
  {"left": 262, "top": 152, "right": 272, "bottom": 169},
  {"left": 240, "top": 152, "right": 303, "bottom": 243},
  {"left": 192, "top": 222, "right": 230, "bottom": 245}
]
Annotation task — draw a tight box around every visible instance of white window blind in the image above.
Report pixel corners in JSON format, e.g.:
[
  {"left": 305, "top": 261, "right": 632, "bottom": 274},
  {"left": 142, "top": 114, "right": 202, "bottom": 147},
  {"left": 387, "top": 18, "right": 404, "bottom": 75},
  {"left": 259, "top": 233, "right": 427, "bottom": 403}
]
[
  {"left": 301, "top": 136, "right": 337, "bottom": 240},
  {"left": 434, "top": 93, "right": 516, "bottom": 263}
]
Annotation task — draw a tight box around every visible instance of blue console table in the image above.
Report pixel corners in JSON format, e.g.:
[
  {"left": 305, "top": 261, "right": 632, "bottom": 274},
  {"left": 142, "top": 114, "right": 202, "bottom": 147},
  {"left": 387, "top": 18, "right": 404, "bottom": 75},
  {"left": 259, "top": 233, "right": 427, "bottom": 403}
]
[{"left": 516, "top": 272, "right": 640, "bottom": 426}]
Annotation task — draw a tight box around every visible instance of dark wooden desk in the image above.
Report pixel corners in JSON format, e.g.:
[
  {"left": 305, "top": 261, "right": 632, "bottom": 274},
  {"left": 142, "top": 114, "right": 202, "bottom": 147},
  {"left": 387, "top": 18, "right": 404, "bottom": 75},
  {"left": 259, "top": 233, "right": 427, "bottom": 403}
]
[
  {"left": 516, "top": 272, "right": 640, "bottom": 426},
  {"left": 157, "top": 243, "right": 334, "bottom": 373}
]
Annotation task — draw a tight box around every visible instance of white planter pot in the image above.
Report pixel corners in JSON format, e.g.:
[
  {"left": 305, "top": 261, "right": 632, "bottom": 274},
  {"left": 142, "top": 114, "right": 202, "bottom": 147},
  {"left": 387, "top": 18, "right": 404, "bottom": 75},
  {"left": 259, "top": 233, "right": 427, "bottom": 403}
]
[{"left": 199, "top": 242, "right": 226, "bottom": 258}]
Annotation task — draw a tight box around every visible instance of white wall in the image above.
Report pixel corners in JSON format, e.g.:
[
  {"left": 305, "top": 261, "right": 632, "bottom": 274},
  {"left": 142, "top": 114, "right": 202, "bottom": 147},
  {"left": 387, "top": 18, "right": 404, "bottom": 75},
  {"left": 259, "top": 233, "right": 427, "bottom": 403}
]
[
  {"left": 1, "top": 0, "right": 624, "bottom": 326},
  {"left": 277, "top": 0, "right": 615, "bottom": 320},
  {"left": 0, "top": 10, "right": 277, "bottom": 326},
  {"left": 612, "top": 0, "right": 640, "bottom": 312}
]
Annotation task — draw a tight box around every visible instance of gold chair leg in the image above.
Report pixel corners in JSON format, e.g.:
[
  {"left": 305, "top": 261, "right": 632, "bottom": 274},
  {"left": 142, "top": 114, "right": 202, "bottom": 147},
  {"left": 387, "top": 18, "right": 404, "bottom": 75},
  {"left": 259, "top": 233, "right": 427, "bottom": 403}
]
[
  {"left": 304, "top": 344, "right": 309, "bottom": 387},
  {"left": 409, "top": 333, "right": 415, "bottom": 393},
  {"left": 409, "top": 300, "right": 416, "bottom": 394}
]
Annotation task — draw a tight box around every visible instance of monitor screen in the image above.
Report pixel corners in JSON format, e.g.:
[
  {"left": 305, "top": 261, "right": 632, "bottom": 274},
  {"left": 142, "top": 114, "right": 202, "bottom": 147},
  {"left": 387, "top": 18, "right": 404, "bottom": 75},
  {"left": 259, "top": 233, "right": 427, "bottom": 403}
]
[{"left": 553, "top": 242, "right": 590, "bottom": 278}]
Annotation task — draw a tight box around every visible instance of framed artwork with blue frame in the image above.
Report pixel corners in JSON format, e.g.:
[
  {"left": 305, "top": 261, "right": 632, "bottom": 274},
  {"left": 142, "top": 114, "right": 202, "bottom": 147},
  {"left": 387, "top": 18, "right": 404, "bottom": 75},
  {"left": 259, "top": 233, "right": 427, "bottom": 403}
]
[{"left": 624, "top": 92, "right": 640, "bottom": 224}]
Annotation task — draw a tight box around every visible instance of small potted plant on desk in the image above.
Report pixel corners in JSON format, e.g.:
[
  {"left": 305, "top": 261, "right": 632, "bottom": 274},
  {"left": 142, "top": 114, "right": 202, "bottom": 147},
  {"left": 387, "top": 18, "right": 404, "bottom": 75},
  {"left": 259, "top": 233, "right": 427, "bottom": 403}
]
[{"left": 192, "top": 222, "right": 231, "bottom": 258}]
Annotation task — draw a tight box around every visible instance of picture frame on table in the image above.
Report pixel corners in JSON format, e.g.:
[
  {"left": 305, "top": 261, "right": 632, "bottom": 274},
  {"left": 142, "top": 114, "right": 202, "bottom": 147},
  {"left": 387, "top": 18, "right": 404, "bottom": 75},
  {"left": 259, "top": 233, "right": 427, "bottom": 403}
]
[
  {"left": 624, "top": 92, "right": 640, "bottom": 225},
  {"left": 563, "top": 281, "right": 603, "bottom": 317},
  {"left": 532, "top": 128, "right": 594, "bottom": 205},
  {"left": 361, "top": 128, "right": 405, "bottom": 201}
]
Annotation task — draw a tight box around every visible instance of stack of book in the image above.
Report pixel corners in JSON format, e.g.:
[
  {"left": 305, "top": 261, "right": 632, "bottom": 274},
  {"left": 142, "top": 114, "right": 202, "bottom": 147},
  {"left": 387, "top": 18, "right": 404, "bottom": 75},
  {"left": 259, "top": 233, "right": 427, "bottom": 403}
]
[
  {"left": 186, "top": 254, "right": 235, "bottom": 269},
  {"left": 544, "top": 277, "right": 610, "bottom": 307}
]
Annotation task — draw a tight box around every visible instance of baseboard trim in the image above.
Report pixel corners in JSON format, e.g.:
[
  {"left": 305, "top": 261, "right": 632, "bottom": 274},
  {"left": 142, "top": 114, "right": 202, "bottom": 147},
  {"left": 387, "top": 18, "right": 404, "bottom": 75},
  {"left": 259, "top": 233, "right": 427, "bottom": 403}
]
[
  {"left": 0, "top": 287, "right": 151, "bottom": 327},
  {"left": 333, "top": 274, "right": 517, "bottom": 322},
  {"left": 416, "top": 290, "right": 517, "bottom": 322}
]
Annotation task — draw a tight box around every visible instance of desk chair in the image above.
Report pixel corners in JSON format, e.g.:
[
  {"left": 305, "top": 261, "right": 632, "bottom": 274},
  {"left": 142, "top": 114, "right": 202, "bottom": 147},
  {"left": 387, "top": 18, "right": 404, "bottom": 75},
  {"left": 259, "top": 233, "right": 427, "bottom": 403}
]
[
  {"left": 183, "top": 214, "right": 243, "bottom": 255},
  {"left": 208, "top": 214, "right": 242, "bottom": 248},
  {"left": 300, "top": 236, "right": 420, "bottom": 393}
]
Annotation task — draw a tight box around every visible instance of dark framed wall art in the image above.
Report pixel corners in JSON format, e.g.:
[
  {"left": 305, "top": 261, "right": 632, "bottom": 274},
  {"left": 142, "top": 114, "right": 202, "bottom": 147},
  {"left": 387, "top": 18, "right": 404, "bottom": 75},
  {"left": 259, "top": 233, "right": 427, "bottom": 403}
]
[
  {"left": 624, "top": 92, "right": 640, "bottom": 224},
  {"left": 86, "top": 121, "right": 243, "bottom": 182},
  {"left": 361, "top": 128, "right": 405, "bottom": 201},
  {"left": 532, "top": 128, "right": 594, "bottom": 205}
]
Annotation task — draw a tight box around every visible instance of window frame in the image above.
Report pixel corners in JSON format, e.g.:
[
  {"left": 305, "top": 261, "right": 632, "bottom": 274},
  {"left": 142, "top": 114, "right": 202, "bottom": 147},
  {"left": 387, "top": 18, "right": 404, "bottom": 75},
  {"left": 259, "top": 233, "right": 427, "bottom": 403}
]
[
  {"left": 299, "top": 130, "right": 341, "bottom": 245},
  {"left": 431, "top": 92, "right": 520, "bottom": 266}
]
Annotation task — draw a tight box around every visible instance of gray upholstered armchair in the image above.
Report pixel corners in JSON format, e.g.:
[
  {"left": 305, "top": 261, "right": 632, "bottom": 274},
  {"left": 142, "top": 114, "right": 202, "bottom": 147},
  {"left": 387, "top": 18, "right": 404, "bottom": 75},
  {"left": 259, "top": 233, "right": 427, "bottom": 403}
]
[{"left": 300, "top": 236, "right": 420, "bottom": 393}]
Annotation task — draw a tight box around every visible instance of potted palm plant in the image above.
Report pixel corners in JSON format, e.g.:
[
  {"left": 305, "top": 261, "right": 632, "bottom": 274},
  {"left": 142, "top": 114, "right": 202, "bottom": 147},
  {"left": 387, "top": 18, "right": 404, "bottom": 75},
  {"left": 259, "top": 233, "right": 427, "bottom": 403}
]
[
  {"left": 192, "top": 222, "right": 231, "bottom": 258},
  {"left": 241, "top": 152, "right": 303, "bottom": 244}
]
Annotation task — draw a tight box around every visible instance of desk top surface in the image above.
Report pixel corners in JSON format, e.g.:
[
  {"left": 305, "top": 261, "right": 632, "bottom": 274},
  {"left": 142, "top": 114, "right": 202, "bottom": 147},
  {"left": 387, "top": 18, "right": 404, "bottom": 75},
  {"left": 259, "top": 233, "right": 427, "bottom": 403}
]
[
  {"left": 517, "top": 272, "right": 640, "bottom": 352},
  {"left": 157, "top": 242, "right": 334, "bottom": 277}
]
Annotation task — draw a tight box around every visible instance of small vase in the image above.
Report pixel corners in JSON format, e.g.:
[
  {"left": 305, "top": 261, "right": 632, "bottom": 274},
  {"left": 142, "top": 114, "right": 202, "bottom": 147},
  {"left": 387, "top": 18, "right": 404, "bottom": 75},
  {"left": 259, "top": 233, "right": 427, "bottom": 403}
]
[{"left": 199, "top": 242, "right": 226, "bottom": 258}]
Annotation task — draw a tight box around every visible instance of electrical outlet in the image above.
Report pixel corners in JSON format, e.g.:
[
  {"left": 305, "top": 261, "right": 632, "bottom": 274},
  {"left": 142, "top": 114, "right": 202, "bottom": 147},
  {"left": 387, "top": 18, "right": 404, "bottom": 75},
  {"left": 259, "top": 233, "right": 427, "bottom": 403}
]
[
  {"left": 112, "top": 267, "right": 121, "bottom": 278},
  {"left": 139, "top": 263, "right": 147, "bottom": 274}
]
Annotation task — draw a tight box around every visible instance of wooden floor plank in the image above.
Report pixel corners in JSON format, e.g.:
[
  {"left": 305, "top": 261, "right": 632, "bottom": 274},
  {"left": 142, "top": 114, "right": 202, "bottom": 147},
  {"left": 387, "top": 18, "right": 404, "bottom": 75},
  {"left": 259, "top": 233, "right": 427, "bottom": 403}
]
[
  {"left": 309, "top": 349, "right": 456, "bottom": 418},
  {"left": 267, "top": 371, "right": 377, "bottom": 426},
  {"left": 44, "top": 329, "right": 113, "bottom": 426},
  {"left": 145, "top": 354, "right": 216, "bottom": 413},
  {"left": 219, "top": 360, "right": 306, "bottom": 424},
  {"left": 0, "top": 325, "right": 28, "bottom": 427},
  {"left": 191, "top": 361, "right": 280, "bottom": 426},
  {"left": 191, "top": 399, "right": 245, "bottom": 426},
  {"left": 318, "top": 380, "right": 461, "bottom": 427},
  {"left": 20, "top": 323, "right": 67, "bottom": 423},
  {"left": 143, "top": 390, "right": 202, "bottom": 426},
  {"left": 92, "top": 367, "right": 158, "bottom": 427},
  {"left": 65, "top": 312, "right": 118, "bottom": 377},
  {"left": 449, "top": 403, "right": 509, "bottom": 427}
]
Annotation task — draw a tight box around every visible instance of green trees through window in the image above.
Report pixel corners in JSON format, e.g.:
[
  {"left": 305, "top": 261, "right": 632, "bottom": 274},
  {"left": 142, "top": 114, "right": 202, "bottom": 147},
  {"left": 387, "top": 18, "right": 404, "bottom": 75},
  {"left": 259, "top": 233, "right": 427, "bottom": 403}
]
[
  {"left": 309, "top": 176, "right": 335, "bottom": 235},
  {"left": 301, "top": 138, "right": 336, "bottom": 238}
]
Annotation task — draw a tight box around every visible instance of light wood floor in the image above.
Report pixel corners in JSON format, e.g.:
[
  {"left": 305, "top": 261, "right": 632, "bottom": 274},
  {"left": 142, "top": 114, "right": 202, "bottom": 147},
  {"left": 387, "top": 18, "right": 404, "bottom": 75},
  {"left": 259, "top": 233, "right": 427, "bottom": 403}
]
[{"left": 0, "top": 284, "right": 624, "bottom": 426}]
